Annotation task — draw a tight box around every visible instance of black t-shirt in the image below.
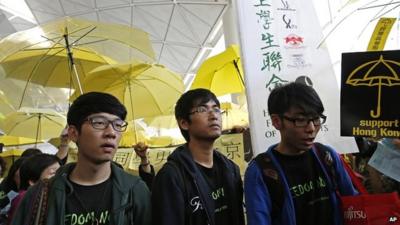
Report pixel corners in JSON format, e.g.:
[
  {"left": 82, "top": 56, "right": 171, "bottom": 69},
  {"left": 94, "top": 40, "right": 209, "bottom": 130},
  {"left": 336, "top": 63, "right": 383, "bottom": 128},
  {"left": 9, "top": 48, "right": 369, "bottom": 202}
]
[
  {"left": 65, "top": 178, "right": 112, "bottom": 225},
  {"left": 273, "top": 149, "right": 333, "bottom": 225},
  {"left": 196, "top": 162, "right": 231, "bottom": 225}
]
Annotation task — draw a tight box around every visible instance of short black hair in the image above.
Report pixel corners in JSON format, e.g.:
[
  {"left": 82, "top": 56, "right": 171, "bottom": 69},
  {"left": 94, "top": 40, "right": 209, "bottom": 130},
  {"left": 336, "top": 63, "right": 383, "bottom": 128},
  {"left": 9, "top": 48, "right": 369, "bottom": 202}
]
[
  {"left": 2, "top": 157, "right": 28, "bottom": 192},
  {"left": 67, "top": 92, "right": 127, "bottom": 131},
  {"left": 175, "top": 88, "right": 220, "bottom": 141},
  {"left": 268, "top": 82, "right": 324, "bottom": 116},
  {"left": 19, "top": 154, "right": 60, "bottom": 190},
  {"left": 21, "top": 148, "right": 42, "bottom": 158}
]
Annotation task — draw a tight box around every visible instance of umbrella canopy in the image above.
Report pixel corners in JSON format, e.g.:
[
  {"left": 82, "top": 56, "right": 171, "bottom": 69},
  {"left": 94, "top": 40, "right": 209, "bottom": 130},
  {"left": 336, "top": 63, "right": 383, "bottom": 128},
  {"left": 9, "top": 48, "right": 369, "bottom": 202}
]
[
  {"left": 0, "top": 44, "right": 116, "bottom": 88},
  {"left": 0, "top": 16, "right": 155, "bottom": 100},
  {"left": 0, "top": 135, "right": 43, "bottom": 146},
  {"left": 0, "top": 107, "right": 66, "bottom": 141},
  {"left": 144, "top": 114, "right": 179, "bottom": 130},
  {"left": 190, "top": 44, "right": 245, "bottom": 96},
  {"left": 76, "top": 60, "right": 185, "bottom": 120}
]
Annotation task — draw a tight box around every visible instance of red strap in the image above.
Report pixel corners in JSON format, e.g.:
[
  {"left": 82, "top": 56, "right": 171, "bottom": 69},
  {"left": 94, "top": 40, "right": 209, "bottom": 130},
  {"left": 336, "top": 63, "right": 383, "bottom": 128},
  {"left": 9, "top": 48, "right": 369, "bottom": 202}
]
[{"left": 340, "top": 156, "right": 368, "bottom": 194}]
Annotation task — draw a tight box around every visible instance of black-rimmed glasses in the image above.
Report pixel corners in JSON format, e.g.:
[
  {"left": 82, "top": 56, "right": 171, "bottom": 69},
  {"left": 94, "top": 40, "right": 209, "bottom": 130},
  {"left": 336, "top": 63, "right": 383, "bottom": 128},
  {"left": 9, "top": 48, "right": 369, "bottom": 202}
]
[
  {"left": 84, "top": 116, "right": 128, "bottom": 132},
  {"left": 282, "top": 115, "right": 327, "bottom": 127},
  {"left": 189, "top": 106, "right": 224, "bottom": 115}
]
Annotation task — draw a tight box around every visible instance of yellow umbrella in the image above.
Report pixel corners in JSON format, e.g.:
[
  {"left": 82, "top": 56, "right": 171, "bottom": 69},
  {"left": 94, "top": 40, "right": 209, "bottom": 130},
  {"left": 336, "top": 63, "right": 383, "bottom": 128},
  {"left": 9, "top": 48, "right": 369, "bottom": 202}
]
[
  {"left": 220, "top": 102, "right": 249, "bottom": 130},
  {"left": 0, "top": 16, "right": 155, "bottom": 101},
  {"left": 143, "top": 114, "right": 178, "bottom": 130},
  {"left": 75, "top": 60, "right": 185, "bottom": 120},
  {"left": 119, "top": 122, "right": 148, "bottom": 147},
  {"left": 0, "top": 107, "right": 66, "bottom": 141},
  {"left": 0, "top": 135, "right": 43, "bottom": 146},
  {"left": 1, "top": 44, "right": 116, "bottom": 88},
  {"left": 190, "top": 44, "right": 245, "bottom": 96}
]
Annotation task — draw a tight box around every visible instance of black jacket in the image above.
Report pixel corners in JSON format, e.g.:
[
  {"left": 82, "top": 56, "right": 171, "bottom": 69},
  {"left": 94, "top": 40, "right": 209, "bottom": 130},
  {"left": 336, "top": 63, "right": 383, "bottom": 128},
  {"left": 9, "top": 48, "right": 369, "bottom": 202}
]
[{"left": 152, "top": 144, "right": 245, "bottom": 225}]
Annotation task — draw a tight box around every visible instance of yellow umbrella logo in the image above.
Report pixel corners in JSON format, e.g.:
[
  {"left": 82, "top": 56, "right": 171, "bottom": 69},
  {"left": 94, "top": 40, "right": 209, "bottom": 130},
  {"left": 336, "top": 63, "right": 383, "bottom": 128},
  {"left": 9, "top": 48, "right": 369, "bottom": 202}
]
[{"left": 346, "top": 55, "right": 400, "bottom": 118}]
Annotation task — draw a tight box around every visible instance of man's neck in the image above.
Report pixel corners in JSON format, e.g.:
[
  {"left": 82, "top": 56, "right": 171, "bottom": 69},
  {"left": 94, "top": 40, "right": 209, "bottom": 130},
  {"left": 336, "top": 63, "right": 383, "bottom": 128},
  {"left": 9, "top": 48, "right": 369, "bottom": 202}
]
[
  {"left": 188, "top": 139, "right": 215, "bottom": 168},
  {"left": 69, "top": 160, "right": 112, "bottom": 185}
]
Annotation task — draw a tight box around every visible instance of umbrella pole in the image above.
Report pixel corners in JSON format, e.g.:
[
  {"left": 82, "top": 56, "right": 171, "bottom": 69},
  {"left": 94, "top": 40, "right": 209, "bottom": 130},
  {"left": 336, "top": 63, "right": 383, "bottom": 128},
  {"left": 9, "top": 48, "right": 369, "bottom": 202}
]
[
  {"left": 127, "top": 82, "right": 139, "bottom": 143},
  {"left": 35, "top": 114, "right": 41, "bottom": 147},
  {"left": 233, "top": 60, "right": 245, "bottom": 86},
  {"left": 64, "top": 34, "right": 84, "bottom": 94}
]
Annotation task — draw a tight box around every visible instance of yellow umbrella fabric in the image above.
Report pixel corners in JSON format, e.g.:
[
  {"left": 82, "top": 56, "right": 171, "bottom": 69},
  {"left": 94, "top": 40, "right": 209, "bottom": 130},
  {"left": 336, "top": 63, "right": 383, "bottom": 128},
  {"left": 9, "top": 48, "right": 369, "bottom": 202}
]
[
  {"left": 143, "top": 115, "right": 178, "bottom": 130},
  {"left": 220, "top": 102, "right": 249, "bottom": 130},
  {"left": 75, "top": 60, "right": 185, "bottom": 120},
  {"left": 190, "top": 45, "right": 245, "bottom": 96},
  {"left": 0, "top": 16, "right": 155, "bottom": 96},
  {"left": 0, "top": 44, "right": 116, "bottom": 88},
  {"left": 0, "top": 135, "right": 43, "bottom": 146},
  {"left": 0, "top": 107, "right": 66, "bottom": 141}
]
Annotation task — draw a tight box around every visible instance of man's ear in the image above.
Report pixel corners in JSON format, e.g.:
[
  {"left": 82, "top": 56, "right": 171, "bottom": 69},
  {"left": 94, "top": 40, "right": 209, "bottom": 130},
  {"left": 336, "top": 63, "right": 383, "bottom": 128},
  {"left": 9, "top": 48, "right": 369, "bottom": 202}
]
[
  {"left": 177, "top": 118, "right": 189, "bottom": 131},
  {"left": 271, "top": 114, "right": 282, "bottom": 130},
  {"left": 68, "top": 125, "right": 79, "bottom": 143}
]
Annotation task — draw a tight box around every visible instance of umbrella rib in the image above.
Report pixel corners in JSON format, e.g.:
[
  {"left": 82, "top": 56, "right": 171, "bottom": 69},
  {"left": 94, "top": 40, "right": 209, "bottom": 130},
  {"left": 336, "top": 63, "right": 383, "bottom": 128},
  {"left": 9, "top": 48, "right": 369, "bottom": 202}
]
[
  {"left": 69, "top": 26, "right": 97, "bottom": 47},
  {"left": 5, "top": 114, "right": 35, "bottom": 136},
  {"left": 42, "top": 114, "right": 65, "bottom": 127},
  {"left": 317, "top": 0, "right": 379, "bottom": 48},
  {"left": 72, "top": 39, "right": 109, "bottom": 46},
  {"left": 18, "top": 42, "right": 64, "bottom": 108}
]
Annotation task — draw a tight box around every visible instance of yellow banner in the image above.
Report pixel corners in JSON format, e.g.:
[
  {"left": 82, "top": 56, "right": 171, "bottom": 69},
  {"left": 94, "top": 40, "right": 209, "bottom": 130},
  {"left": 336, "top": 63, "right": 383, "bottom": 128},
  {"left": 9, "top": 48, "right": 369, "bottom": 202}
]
[{"left": 367, "top": 17, "right": 396, "bottom": 51}]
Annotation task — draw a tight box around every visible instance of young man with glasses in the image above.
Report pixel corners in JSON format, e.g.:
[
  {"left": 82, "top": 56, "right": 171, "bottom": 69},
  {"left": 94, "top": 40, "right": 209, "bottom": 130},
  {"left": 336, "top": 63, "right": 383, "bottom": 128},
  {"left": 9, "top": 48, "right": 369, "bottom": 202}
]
[
  {"left": 152, "top": 88, "right": 245, "bottom": 225},
  {"left": 244, "top": 82, "right": 357, "bottom": 225},
  {"left": 11, "top": 92, "right": 151, "bottom": 225}
]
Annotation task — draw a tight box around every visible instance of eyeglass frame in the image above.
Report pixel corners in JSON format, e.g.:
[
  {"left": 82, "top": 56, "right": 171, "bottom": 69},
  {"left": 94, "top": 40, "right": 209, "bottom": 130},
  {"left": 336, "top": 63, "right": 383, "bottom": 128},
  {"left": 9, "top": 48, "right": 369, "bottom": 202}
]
[
  {"left": 189, "top": 105, "right": 225, "bottom": 115},
  {"left": 84, "top": 115, "right": 128, "bottom": 132},
  {"left": 281, "top": 114, "right": 327, "bottom": 127}
]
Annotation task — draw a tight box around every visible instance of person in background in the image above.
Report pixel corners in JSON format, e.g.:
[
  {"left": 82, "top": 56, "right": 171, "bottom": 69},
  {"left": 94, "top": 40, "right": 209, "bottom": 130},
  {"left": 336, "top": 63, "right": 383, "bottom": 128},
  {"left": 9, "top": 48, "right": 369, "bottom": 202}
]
[
  {"left": 152, "top": 88, "right": 245, "bottom": 225},
  {"left": 0, "top": 157, "right": 6, "bottom": 182},
  {"left": 11, "top": 92, "right": 151, "bottom": 225},
  {"left": 7, "top": 154, "right": 60, "bottom": 224},
  {"left": 244, "top": 82, "right": 357, "bottom": 225},
  {"left": 20, "top": 148, "right": 42, "bottom": 158},
  {"left": 55, "top": 128, "right": 70, "bottom": 165},
  {"left": 0, "top": 157, "right": 28, "bottom": 225},
  {"left": 133, "top": 142, "right": 154, "bottom": 190}
]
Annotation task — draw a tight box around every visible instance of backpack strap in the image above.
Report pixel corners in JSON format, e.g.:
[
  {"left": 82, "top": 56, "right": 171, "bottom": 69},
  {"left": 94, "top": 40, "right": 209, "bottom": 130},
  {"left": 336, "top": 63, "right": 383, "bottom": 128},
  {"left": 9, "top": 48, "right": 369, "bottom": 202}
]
[
  {"left": 254, "top": 152, "right": 284, "bottom": 219},
  {"left": 313, "top": 143, "right": 338, "bottom": 190},
  {"left": 25, "top": 178, "right": 53, "bottom": 225}
]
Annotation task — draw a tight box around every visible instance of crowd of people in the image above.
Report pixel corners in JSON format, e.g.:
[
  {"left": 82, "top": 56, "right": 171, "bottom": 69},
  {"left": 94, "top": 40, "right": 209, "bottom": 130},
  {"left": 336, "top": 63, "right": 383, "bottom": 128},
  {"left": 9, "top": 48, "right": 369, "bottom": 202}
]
[{"left": 0, "top": 82, "right": 398, "bottom": 225}]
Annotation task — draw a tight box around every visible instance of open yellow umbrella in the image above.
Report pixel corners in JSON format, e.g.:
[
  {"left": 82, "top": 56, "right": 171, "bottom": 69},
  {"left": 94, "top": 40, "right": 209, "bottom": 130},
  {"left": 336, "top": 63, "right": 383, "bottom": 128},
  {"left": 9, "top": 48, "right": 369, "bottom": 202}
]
[
  {"left": 220, "top": 102, "right": 249, "bottom": 130},
  {"left": 0, "top": 16, "right": 155, "bottom": 104},
  {"left": 75, "top": 60, "right": 185, "bottom": 121},
  {"left": 190, "top": 44, "right": 245, "bottom": 96},
  {"left": 0, "top": 107, "right": 66, "bottom": 141},
  {"left": 0, "top": 135, "right": 43, "bottom": 146}
]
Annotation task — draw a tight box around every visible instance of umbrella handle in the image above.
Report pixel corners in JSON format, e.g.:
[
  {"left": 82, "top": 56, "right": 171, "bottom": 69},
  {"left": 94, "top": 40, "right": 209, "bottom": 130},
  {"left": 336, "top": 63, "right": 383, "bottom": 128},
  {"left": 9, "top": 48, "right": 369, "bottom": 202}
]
[{"left": 370, "top": 83, "right": 382, "bottom": 118}]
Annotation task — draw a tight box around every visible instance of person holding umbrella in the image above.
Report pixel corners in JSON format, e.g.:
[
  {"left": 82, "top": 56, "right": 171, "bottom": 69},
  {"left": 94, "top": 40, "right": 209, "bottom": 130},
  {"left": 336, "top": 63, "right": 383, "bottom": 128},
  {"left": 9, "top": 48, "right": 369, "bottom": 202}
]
[
  {"left": 152, "top": 88, "right": 245, "bottom": 225},
  {"left": 10, "top": 92, "right": 151, "bottom": 225}
]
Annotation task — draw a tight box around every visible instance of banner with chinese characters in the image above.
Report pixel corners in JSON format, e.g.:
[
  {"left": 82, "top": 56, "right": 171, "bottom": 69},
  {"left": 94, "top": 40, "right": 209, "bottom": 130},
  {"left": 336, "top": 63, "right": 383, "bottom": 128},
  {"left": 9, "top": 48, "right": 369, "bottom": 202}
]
[
  {"left": 67, "top": 133, "right": 247, "bottom": 175},
  {"left": 235, "top": 0, "right": 358, "bottom": 154},
  {"left": 341, "top": 50, "right": 400, "bottom": 138}
]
